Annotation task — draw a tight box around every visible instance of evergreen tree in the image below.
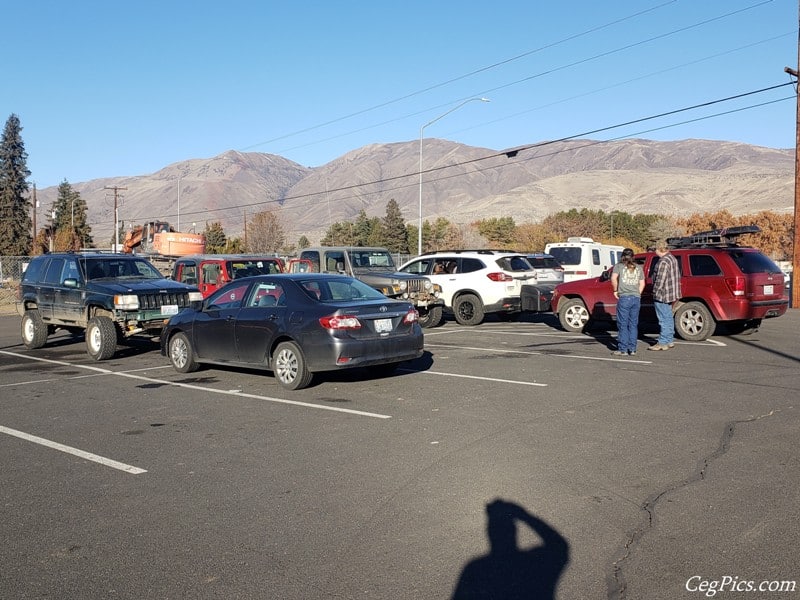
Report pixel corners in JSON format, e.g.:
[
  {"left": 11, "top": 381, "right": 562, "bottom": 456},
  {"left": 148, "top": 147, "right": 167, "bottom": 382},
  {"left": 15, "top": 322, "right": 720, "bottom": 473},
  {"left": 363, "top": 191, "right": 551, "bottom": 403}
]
[
  {"left": 476, "top": 216, "right": 516, "bottom": 248},
  {"left": 320, "top": 221, "right": 357, "bottom": 246},
  {"left": 382, "top": 199, "right": 409, "bottom": 253},
  {"left": 297, "top": 235, "right": 311, "bottom": 250},
  {"left": 51, "top": 180, "right": 92, "bottom": 250},
  {"left": 204, "top": 221, "right": 227, "bottom": 254},
  {"left": 0, "top": 114, "right": 32, "bottom": 255}
]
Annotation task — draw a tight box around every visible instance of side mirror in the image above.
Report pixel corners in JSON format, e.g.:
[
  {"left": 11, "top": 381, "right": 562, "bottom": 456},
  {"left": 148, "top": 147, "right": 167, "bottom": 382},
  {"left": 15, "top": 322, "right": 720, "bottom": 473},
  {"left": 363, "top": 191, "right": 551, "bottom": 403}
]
[{"left": 600, "top": 270, "right": 611, "bottom": 282}]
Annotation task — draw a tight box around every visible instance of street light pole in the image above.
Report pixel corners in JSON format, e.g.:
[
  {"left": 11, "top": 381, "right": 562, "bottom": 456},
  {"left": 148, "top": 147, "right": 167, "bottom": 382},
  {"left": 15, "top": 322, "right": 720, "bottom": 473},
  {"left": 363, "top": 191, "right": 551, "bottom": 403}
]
[{"left": 418, "top": 97, "right": 490, "bottom": 256}]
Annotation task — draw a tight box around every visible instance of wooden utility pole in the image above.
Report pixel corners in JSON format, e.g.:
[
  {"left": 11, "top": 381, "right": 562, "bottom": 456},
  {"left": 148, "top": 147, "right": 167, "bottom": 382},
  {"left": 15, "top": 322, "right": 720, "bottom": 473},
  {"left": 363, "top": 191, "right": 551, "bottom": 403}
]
[
  {"left": 104, "top": 186, "right": 127, "bottom": 250},
  {"left": 785, "top": 0, "right": 800, "bottom": 307}
]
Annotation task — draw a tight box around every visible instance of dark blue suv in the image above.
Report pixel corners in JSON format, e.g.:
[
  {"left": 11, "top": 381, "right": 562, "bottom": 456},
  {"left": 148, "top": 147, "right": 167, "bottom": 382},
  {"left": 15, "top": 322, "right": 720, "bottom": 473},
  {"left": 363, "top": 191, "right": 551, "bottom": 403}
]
[{"left": 17, "top": 252, "right": 201, "bottom": 360}]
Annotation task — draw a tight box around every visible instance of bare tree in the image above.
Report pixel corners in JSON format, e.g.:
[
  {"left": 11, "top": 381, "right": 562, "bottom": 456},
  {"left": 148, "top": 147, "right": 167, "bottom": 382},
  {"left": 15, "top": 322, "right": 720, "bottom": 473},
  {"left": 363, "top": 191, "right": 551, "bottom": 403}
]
[{"left": 246, "top": 210, "right": 285, "bottom": 253}]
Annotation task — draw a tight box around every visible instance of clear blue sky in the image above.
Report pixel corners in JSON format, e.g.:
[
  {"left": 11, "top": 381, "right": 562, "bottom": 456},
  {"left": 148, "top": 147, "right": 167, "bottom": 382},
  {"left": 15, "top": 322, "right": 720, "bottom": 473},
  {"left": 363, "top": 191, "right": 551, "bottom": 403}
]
[{"left": 4, "top": 0, "right": 797, "bottom": 189}]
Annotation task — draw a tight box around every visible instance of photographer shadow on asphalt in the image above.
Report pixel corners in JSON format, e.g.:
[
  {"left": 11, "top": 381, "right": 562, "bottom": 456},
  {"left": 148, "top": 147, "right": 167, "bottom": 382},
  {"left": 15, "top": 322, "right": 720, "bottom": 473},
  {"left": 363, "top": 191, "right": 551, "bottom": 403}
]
[{"left": 451, "top": 499, "right": 570, "bottom": 599}]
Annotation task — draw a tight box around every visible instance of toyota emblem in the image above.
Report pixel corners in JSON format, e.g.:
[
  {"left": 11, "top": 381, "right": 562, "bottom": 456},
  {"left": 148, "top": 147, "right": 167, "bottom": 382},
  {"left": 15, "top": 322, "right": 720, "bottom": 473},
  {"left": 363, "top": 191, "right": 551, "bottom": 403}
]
[{"left": 379, "top": 305, "right": 388, "bottom": 312}]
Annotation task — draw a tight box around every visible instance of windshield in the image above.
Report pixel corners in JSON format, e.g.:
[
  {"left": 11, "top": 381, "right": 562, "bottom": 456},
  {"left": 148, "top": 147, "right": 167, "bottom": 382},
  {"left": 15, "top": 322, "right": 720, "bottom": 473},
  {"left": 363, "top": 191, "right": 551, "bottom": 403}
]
[
  {"left": 348, "top": 250, "right": 395, "bottom": 269},
  {"left": 228, "top": 259, "right": 283, "bottom": 278},
  {"left": 82, "top": 257, "right": 163, "bottom": 280}
]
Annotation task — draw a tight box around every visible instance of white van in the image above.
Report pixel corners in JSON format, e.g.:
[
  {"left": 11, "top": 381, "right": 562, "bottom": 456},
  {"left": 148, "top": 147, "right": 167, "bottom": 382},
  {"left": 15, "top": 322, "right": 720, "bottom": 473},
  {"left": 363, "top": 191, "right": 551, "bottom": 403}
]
[{"left": 544, "top": 237, "right": 625, "bottom": 282}]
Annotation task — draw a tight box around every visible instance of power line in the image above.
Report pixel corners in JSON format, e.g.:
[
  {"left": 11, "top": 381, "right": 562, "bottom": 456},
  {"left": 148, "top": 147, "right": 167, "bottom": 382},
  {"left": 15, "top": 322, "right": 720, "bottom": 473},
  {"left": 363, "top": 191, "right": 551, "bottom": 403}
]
[
  {"left": 242, "top": 1, "right": 773, "bottom": 156},
  {"left": 84, "top": 82, "right": 795, "bottom": 234}
]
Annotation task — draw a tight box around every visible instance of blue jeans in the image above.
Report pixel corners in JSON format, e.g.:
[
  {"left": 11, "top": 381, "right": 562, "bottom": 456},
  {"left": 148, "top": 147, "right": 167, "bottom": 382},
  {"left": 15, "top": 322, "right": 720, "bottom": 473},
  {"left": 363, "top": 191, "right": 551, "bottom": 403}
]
[
  {"left": 654, "top": 301, "right": 675, "bottom": 345},
  {"left": 616, "top": 295, "right": 641, "bottom": 353}
]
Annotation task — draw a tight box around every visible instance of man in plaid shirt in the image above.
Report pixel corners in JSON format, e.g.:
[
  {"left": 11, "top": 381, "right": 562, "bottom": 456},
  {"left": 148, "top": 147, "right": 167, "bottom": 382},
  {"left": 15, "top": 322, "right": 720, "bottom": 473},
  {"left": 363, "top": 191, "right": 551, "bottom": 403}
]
[{"left": 649, "top": 240, "right": 682, "bottom": 351}]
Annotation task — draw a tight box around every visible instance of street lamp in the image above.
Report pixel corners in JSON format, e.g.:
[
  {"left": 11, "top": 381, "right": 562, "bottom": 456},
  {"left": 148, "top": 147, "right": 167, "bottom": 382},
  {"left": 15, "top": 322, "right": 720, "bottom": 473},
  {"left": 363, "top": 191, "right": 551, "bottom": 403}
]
[{"left": 418, "top": 97, "right": 489, "bottom": 255}]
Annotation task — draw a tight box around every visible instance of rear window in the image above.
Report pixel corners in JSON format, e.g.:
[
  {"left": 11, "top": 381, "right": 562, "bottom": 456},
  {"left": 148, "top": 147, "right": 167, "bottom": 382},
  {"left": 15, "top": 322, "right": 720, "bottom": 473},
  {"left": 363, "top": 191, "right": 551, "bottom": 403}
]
[
  {"left": 548, "top": 247, "right": 581, "bottom": 266},
  {"left": 688, "top": 255, "right": 722, "bottom": 276},
  {"left": 528, "top": 256, "right": 560, "bottom": 269},
  {"left": 496, "top": 256, "right": 533, "bottom": 272},
  {"left": 728, "top": 250, "right": 782, "bottom": 275},
  {"left": 459, "top": 258, "right": 485, "bottom": 274},
  {"left": 22, "top": 257, "right": 47, "bottom": 282}
]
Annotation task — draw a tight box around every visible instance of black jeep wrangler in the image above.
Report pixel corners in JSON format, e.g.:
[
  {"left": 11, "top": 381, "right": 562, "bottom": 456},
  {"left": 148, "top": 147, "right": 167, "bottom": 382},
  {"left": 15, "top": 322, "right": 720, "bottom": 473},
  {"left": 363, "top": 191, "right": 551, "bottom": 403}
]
[{"left": 16, "top": 252, "right": 202, "bottom": 360}]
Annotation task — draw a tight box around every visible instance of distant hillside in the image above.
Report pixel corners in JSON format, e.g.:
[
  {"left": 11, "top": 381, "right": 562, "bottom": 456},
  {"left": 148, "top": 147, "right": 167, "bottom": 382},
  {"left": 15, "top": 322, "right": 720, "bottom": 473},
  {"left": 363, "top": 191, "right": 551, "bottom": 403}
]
[{"left": 33, "top": 139, "right": 794, "bottom": 246}]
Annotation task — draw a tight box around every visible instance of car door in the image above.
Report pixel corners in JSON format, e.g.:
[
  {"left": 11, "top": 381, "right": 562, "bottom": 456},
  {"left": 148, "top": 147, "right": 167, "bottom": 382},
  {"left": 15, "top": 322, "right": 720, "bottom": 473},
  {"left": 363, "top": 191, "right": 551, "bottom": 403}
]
[
  {"left": 234, "top": 280, "right": 287, "bottom": 365},
  {"left": 38, "top": 257, "right": 64, "bottom": 320},
  {"left": 53, "top": 257, "right": 84, "bottom": 323},
  {"left": 192, "top": 282, "right": 250, "bottom": 362}
]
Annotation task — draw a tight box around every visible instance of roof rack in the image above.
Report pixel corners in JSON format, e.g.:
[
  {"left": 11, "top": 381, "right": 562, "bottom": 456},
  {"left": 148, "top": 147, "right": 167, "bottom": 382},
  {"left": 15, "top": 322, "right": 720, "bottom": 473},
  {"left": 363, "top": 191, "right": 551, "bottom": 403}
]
[
  {"left": 420, "top": 249, "right": 521, "bottom": 256},
  {"left": 666, "top": 225, "right": 761, "bottom": 249}
]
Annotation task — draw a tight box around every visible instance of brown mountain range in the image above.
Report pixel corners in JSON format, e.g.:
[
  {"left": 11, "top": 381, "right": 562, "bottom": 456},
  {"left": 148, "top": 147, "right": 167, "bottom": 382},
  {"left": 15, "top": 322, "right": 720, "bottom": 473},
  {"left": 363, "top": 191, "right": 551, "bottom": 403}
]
[{"left": 34, "top": 138, "right": 794, "bottom": 246}]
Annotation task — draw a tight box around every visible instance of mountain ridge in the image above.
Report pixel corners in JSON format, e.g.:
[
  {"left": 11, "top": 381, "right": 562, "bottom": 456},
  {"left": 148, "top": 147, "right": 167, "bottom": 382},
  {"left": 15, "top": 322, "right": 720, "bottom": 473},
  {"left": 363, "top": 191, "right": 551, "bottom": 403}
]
[{"left": 33, "top": 139, "right": 794, "bottom": 246}]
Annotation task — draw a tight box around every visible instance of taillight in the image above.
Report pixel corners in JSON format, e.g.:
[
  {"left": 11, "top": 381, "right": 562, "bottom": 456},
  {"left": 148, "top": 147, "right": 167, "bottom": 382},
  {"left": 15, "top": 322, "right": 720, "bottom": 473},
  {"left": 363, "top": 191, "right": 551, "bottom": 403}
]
[
  {"left": 403, "top": 309, "right": 419, "bottom": 324},
  {"left": 487, "top": 272, "right": 513, "bottom": 282},
  {"left": 319, "top": 315, "right": 362, "bottom": 329},
  {"left": 725, "top": 276, "right": 746, "bottom": 297}
]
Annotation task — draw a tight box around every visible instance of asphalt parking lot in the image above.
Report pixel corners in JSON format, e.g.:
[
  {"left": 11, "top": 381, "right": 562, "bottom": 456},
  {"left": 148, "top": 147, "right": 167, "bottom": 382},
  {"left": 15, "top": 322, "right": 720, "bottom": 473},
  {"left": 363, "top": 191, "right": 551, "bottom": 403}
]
[{"left": 1, "top": 310, "right": 798, "bottom": 599}]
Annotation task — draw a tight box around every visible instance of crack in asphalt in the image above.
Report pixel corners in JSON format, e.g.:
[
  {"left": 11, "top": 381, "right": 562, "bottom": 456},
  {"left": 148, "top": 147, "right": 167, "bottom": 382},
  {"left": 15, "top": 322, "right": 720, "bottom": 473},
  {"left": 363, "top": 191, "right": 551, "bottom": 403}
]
[{"left": 606, "top": 409, "right": 779, "bottom": 600}]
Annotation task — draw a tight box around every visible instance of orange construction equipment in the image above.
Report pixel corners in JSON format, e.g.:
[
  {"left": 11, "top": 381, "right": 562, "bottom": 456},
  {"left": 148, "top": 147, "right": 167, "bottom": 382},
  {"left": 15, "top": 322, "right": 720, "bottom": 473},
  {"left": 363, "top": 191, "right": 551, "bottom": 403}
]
[{"left": 122, "top": 221, "right": 206, "bottom": 257}]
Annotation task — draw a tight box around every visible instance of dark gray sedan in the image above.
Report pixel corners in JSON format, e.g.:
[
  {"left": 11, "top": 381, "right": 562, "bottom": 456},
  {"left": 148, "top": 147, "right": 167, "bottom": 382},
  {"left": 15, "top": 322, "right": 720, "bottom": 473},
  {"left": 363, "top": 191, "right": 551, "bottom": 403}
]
[{"left": 160, "top": 273, "right": 424, "bottom": 390}]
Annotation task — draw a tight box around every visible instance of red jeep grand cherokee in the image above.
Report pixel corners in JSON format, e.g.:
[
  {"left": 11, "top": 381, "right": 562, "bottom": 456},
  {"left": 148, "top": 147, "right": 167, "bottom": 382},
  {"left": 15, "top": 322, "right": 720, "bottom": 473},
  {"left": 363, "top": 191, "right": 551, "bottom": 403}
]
[{"left": 551, "top": 226, "right": 789, "bottom": 341}]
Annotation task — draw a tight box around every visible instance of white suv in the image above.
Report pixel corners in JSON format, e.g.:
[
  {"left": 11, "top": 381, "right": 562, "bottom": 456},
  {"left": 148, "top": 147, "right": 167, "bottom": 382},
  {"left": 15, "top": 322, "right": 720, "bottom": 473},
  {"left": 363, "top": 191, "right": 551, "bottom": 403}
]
[{"left": 399, "top": 250, "right": 537, "bottom": 325}]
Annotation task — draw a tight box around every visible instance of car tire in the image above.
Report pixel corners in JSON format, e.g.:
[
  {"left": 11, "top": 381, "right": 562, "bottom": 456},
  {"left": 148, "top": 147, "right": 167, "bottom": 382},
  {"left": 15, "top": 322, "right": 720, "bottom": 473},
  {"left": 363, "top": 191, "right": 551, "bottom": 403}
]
[
  {"left": 558, "top": 298, "right": 590, "bottom": 333},
  {"left": 674, "top": 301, "right": 715, "bottom": 341},
  {"left": 453, "top": 294, "right": 485, "bottom": 326},
  {"left": 21, "top": 310, "right": 48, "bottom": 349},
  {"left": 86, "top": 315, "right": 118, "bottom": 361},
  {"left": 418, "top": 305, "right": 443, "bottom": 328},
  {"left": 168, "top": 332, "right": 199, "bottom": 373},
  {"left": 273, "top": 341, "right": 314, "bottom": 390}
]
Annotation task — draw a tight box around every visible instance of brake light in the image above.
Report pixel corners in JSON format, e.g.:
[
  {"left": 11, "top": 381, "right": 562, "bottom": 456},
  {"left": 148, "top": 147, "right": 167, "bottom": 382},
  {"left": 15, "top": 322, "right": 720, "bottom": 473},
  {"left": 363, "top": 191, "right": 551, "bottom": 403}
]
[
  {"left": 725, "top": 276, "right": 746, "bottom": 297},
  {"left": 403, "top": 309, "right": 419, "bottom": 324},
  {"left": 487, "top": 272, "right": 513, "bottom": 282},
  {"left": 319, "top": 315, "right": 362, "bottom": 329}
]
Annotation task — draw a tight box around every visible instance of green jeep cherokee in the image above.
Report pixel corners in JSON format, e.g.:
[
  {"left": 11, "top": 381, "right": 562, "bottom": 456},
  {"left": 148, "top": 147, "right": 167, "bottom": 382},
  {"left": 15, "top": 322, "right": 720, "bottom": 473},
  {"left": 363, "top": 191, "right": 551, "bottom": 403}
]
[{"left": 17, "top": 252, "right": 202, "bottom": 360}]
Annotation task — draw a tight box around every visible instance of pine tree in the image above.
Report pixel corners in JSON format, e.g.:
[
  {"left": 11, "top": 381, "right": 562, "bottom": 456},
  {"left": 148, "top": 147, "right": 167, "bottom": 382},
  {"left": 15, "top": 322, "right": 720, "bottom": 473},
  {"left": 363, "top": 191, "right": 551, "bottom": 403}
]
[
  {"left": 52, "top": 180, "right": 93, "bottom": 250},
  {"left": 204, "top": 221, "right": 227, "bottom": 253},
  {"left": 0, "top": 114, "right": 32, "bottom": 255},
  {"left": 382, "top": 199, "right": 409, "bottom": 253}
]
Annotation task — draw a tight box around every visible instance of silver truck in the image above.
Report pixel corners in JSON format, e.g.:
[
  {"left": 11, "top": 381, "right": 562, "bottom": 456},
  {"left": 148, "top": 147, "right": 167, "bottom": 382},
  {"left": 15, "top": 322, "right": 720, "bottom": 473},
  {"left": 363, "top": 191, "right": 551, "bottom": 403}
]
[{"left": 290, "top": 247, "right": 444, "bottom": 328}]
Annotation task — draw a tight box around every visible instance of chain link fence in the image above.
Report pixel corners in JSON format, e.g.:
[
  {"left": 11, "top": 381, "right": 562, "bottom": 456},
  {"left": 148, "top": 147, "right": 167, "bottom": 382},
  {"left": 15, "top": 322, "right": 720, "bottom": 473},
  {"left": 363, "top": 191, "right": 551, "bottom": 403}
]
[{"left": 0, "top": 256, "right": 29, "bottom": 315}]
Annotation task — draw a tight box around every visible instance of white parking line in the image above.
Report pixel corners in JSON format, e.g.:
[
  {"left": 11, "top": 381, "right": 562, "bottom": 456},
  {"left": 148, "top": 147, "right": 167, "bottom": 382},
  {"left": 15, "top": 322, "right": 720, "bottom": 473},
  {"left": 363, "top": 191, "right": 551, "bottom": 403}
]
[
  {"left": 402, "top": 369, "right": 548, "bottom": 387},
  {"left": 0, "top": 425, "right": 147, "bottom": 475},
  {"left": 425, "top": 343, "right": 653, "bottom": 364},
  {"left": 0, "top": 350, "right": 392, "bottom": 419}
]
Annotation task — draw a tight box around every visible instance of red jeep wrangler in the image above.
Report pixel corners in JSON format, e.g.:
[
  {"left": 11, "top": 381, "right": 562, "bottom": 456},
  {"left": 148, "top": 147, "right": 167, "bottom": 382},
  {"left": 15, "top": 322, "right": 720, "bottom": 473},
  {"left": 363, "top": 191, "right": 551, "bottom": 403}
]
[
  {"left": 172, "top": 254, "right": 285, "bottom": 298},
  {"left": 550, "top": 226, "right": 789, "bottom": 341}
]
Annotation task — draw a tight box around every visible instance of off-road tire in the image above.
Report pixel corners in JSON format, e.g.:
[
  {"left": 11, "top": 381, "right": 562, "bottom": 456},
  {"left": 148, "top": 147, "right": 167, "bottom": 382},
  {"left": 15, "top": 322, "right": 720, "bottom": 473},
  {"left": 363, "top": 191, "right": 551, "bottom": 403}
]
[
  {"left": 273, "top": 341, "right": 313, "bottom": 390},
  {"left": 86, "top": 315, "right": 118, "bottom": 361},
  {"left": 558, "top": 298, "right": 590, "bottom": 333},
  {"left": 168, "top": 332, "right": 199, "bottom": 373},
  {"left": 674, "top": 301, "right": 715, "bottom": 341},
  {"left": 418, "top": 305, "right": 443, "bottom": 328},
  {"left": 21, "top": 310, "right": 48, "bottom": 349},
  {"left": 453, "top": 294, "right": 485, "bottom": 326}
]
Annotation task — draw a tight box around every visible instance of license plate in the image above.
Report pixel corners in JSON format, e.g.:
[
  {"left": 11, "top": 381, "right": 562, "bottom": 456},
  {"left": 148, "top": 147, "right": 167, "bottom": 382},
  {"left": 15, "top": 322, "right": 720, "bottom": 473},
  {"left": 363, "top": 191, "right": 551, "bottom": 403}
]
[
  {"left": 161, "top": 304, "right": 179, "bottom": 316},
  {"left": 764, "top": 285, "right": 773, "bottom": 295},
  {"left": 375, "top": 318, "right": 393, "bottom": 333}
]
